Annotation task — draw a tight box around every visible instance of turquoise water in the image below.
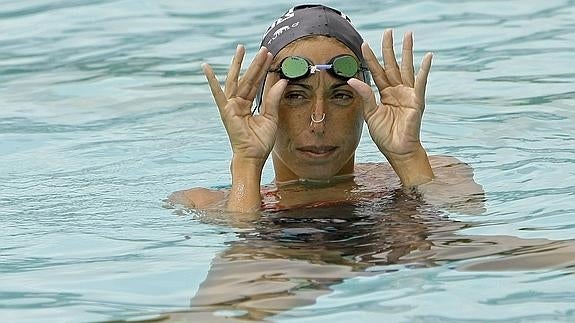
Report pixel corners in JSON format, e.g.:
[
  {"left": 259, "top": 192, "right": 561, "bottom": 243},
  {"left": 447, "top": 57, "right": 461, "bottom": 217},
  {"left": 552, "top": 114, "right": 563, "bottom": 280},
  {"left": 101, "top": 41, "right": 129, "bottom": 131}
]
[{"left": 1, "top": 0, "right": 575, "bottom": 322}]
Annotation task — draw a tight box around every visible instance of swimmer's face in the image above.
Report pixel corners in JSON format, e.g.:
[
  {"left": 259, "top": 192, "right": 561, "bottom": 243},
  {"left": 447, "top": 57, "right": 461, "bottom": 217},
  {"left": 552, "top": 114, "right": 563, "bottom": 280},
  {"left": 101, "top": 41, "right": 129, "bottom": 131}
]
[{"left": 263, "top": 36, "right": 364, "bottom": 182}]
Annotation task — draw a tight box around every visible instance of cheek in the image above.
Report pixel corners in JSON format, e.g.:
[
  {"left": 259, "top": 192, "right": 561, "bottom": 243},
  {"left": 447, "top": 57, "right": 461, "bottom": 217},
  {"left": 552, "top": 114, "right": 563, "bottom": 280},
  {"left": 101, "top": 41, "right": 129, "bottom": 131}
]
[
  {"left": 277, "top": 108, "right": 308, "bottom": 137},
  {"left": 334, "top": 106, "right": 363, "bottom": 130},
  {"left": 336, "top": 109, "right": 364, "bottom": 148},
  {"left": 348, "top": 100, "right": 364, "bottom": 129}
]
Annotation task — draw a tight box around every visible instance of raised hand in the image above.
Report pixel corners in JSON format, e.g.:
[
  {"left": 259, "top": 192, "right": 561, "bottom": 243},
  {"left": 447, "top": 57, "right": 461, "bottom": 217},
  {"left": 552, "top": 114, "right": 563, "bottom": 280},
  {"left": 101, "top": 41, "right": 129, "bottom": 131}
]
[
  {"left": 347, "top": 29, "right": 434, "bottom": 186},
  {"left": 348, "top": 30, "right": 432, "bottom": 160},
  {"left": 202, "top": 45, "right": 287, "bottom": 162}
]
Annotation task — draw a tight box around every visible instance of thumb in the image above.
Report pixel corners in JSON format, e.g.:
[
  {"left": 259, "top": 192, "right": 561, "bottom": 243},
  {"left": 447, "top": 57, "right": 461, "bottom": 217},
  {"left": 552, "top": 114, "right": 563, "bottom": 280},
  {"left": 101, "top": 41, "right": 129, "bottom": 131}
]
[
  {"left": 261, "top": 79, "right": 288, "bottom": 123},
  {"left": 347, "top": 78, "right": 378, "bottom": 121}
]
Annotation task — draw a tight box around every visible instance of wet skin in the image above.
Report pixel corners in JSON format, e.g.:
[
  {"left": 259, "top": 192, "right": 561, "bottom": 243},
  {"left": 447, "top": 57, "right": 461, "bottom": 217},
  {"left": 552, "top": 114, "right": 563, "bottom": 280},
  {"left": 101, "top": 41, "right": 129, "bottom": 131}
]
[
  {"left": 263, "top": 37, "right": 364, "bottom": 182},
  {"left": 196, "top": 30, "right": 434, "bottom": 213}
]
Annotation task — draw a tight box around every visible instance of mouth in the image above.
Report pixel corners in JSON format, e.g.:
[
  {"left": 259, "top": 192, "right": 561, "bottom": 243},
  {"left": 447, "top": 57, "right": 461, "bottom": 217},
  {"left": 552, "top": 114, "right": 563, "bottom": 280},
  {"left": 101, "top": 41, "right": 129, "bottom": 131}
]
[{"left": 296, "top": 145, "right": 338, "bottom": 158}]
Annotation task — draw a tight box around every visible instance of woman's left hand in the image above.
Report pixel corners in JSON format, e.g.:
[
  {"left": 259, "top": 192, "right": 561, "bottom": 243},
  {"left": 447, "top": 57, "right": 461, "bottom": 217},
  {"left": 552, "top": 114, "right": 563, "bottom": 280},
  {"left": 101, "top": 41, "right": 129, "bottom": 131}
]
[{"left": 348, "top": 29, "right": 432, "bottom": 162}]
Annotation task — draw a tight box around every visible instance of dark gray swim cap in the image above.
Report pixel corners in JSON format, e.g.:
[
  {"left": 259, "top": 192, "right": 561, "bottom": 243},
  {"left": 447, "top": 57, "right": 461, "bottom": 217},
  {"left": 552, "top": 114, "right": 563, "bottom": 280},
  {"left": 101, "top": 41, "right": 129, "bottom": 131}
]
[
  {"left": 254, "top": 4, "right": 369, "bottom": 111},
  {"left": 261, "top": 4, "right": 365, "bottom": 61}
]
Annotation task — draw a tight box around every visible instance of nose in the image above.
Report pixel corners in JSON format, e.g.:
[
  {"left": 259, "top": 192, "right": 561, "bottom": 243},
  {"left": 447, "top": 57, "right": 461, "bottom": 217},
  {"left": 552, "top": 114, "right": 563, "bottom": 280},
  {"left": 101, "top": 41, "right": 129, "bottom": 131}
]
[{"left": 310, "top": 96, "right": 326, "bottom": 134}]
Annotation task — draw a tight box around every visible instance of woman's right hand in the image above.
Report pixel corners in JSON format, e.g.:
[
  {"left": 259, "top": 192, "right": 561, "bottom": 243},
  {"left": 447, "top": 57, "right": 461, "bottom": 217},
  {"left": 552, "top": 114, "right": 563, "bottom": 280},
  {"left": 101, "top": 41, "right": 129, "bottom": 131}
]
[{"left": 202, "top": 45, "right": 287, "bottom": 163}]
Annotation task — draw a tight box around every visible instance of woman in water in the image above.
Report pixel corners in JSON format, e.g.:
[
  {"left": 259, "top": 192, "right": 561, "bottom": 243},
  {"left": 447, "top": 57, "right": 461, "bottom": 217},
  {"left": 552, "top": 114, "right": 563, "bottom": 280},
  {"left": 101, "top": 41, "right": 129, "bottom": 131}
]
[{"left": 170, "top": 4, "right": 483, "bottom": 214}]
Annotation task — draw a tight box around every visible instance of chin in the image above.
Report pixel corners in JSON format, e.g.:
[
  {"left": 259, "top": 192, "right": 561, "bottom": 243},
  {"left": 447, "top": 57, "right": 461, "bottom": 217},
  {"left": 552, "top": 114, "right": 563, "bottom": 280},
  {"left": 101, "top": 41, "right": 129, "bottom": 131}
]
[{"left": 272, "top": 150, "right": 354, "bottom": 182}]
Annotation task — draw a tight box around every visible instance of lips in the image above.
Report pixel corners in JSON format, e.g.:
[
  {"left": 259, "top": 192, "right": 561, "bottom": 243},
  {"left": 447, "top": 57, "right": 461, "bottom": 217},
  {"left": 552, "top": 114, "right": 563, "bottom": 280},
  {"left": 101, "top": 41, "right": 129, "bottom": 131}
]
[{"left": 297, "top": 145, "right": 338, "bottom": 157}]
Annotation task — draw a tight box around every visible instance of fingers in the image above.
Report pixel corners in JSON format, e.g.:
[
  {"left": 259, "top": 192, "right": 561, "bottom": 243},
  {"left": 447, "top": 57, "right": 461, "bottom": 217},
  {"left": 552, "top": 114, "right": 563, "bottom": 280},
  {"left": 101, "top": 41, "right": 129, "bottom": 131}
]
[
  {"left": 401, "top": 32, "right": 415, "bottom": 87},
  {"left": 415, "top": 52, "right": 433, "bottom": 110},
  {"left": 347, "top": 78, "right": 378, "bottom": 121},
  {"left": 204, "top": 46, "right": 272, "bottom": 116},
  {"left": 361, "top": 42, "right": 390, "bottom": 91},
  {"left": 202, "top": 63, "right": 227, "bottom": 111},
  {"left": 261, "top": 79, "right": 288, "bottom": 123},
  {"left": 236, "top": 47, "right": 273, "bottom": 101},
  {"left": 224, "top": 44, "right": 245, "bottom": 98},
  {"left": 382, "top": 29, "right": 402, "bottom": 86},
  {"left": 247, "top": 52, "right": 273, "bottom": 100}
]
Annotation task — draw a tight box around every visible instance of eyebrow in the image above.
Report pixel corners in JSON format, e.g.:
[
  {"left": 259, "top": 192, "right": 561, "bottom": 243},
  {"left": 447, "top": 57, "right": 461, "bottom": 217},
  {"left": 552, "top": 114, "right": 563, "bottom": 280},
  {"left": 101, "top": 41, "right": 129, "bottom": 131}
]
[{"left": 287, "top": 81, "right": 350, "bottom": 90}]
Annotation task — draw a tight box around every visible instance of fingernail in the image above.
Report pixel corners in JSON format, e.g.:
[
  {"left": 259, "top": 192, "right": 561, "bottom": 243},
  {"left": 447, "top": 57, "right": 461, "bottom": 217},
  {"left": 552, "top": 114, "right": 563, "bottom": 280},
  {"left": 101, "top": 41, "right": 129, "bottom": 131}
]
[{"left": 201, "top": 62, "right": 212, "bottom": 73}]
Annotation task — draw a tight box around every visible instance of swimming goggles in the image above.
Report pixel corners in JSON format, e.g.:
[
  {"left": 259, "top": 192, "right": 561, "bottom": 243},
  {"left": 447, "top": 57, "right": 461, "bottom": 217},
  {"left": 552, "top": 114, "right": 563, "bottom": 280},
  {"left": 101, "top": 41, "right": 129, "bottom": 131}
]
[{"left": 270, "top": 55, "right": 365, "bottom": 80}]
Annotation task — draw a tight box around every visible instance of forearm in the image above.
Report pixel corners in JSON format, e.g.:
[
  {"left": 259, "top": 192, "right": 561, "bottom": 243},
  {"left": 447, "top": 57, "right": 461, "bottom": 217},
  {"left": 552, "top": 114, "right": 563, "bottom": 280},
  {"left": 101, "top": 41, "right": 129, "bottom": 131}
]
[
  {"left": 385, "top": 144, "right": 434, "bottom": 187},
  {"left": 227, "top": 156, "right": 264, "bottom": 213}
]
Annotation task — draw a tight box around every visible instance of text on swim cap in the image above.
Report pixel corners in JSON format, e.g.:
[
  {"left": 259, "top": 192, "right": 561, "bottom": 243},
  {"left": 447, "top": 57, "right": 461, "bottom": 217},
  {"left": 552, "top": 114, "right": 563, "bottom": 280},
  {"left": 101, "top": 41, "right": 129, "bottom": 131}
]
[
  {"left": 267, "top": 22, "right": 300, "bottom": 46},
  {"left": 264, "top": 11, "right": 295, "bottom": 37}
]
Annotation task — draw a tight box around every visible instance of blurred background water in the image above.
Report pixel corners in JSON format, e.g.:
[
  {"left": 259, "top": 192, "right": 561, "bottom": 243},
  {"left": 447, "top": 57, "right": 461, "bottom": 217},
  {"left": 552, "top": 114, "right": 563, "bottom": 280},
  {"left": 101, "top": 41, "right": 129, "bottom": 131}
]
[{"left": 1, "top": 0, "right": 574, "bottom": 322}]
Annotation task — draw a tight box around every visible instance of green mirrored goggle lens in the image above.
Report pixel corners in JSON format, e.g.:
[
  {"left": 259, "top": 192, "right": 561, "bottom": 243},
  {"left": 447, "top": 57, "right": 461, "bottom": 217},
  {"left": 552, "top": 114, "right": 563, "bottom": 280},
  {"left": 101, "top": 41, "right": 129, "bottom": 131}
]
[
  {"left": 280, "top": 57, "right": 310, "bottom": 79},
  {"left": 331, "top": 55, "right": 359, "bottom": 78}
]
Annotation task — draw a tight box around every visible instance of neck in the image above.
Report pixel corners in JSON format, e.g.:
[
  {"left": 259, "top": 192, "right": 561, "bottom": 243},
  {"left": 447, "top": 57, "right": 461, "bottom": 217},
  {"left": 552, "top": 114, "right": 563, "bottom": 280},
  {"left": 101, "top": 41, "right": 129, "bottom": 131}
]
[
  {"left": 274, "top": 174, "right": 355, "bottom": 189},
  {"left": 271, "top": 153, "right": 356, "bottom": 183}
]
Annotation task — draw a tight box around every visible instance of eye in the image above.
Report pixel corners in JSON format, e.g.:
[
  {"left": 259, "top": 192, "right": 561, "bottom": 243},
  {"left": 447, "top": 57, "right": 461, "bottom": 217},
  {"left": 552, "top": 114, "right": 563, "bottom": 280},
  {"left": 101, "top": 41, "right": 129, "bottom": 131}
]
[
  {"left": 331, "top": 91, "right": 354, "bottom": 106},
  {"left": 283, "top": 91, "right": 310, "bottom": 106}
]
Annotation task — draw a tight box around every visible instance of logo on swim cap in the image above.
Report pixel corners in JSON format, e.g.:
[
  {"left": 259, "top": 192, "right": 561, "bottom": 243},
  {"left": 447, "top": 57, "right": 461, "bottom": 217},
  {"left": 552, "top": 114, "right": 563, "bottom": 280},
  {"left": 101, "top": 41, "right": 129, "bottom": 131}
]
[
  {"left": 267, "top": 22, "right": 301, "bottom": 46},
  {"left": 264, "top": 8, "right": 295, "bottom": 36}
]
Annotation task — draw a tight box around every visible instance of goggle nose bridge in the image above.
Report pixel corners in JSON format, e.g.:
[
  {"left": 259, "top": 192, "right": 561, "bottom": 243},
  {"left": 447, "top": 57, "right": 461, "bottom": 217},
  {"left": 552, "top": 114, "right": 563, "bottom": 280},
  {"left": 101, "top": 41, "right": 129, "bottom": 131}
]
[{"left": 310, "top": 64, "right": 333, "bottom": 74}]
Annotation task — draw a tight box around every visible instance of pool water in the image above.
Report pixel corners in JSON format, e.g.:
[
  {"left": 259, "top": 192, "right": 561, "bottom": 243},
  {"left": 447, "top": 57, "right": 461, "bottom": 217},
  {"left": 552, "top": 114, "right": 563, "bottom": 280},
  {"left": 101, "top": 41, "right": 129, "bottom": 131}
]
[{"left": 1, "top": 0, "right": 574, "bottom": 322}]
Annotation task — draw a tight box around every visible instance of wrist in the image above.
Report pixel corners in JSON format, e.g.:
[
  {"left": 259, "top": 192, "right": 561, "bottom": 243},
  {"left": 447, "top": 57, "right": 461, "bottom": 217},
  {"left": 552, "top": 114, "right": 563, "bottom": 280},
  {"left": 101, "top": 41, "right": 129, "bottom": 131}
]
[
  {"left": 231, "top": 155, "right": 266, "bottom": 171},
  {"left": 227, "top": 155, "right": 265, "bottom": 212},
  {"left": 385, "top": 144, "right": 434, "bottom": 187}
]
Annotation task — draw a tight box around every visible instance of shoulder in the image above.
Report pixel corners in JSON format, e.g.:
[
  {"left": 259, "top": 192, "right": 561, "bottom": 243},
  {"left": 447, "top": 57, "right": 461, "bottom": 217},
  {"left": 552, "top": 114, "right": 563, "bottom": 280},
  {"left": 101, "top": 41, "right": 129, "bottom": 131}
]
[
  {"left": 168, "top": 188, "right": 226, "bottom": 209},
  {"left": 354, "top": 156, "right": 477, "bottom": 184},
  {"left": 419, "top": 155, "right": 485, "bottom": 214},
  {"left": 428, "top": 155, "right": 477, "bottom": 183}
]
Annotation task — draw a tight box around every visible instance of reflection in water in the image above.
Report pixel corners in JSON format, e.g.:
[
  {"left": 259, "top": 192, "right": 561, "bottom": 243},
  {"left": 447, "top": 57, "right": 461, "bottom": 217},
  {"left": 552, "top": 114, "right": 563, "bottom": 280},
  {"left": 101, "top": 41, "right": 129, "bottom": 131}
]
[{"left": 163, "top": 191, "right": 575, "bottom": 322}]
